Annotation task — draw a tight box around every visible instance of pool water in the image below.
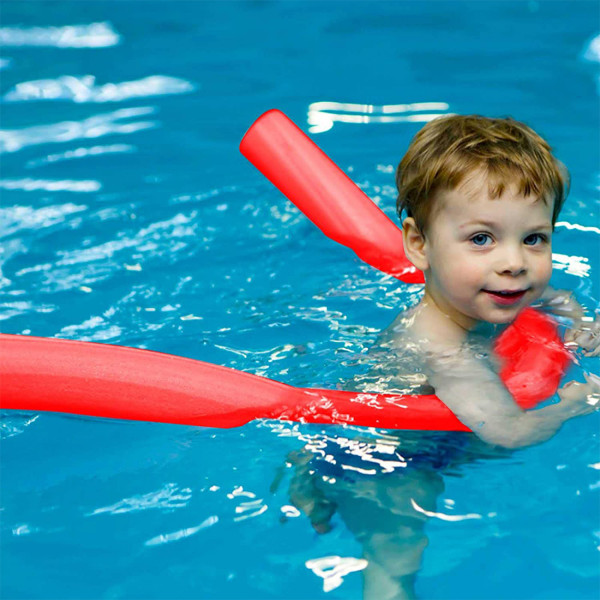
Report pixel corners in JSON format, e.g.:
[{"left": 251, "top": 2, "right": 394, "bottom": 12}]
[{"left": 1, "top": 1, "right": 599, "bottom": 598}]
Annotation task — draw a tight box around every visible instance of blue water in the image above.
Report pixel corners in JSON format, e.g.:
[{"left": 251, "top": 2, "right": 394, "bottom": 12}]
[{"left": 1, "top": 1, "right": 599, "bottom": 598}]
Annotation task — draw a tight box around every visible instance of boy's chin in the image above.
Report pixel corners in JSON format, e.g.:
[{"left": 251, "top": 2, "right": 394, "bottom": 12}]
[{"left": 479, "top": 307, "right": 528, "bottom": 325}]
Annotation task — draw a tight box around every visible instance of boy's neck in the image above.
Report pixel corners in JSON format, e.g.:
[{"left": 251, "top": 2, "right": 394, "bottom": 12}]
[{"left": 412, "top": 290, "right": 505, "bottom": 349}]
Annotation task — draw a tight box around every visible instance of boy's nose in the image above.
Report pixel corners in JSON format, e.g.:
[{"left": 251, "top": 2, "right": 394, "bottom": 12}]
[{"left": 497, "top": 246, "right": 526, "bottom": 276}]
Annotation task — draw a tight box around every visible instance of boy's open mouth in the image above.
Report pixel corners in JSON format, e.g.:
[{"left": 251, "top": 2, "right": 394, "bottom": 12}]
[{"left": 483, "top": 289, "right": 528, "bottom": 305}]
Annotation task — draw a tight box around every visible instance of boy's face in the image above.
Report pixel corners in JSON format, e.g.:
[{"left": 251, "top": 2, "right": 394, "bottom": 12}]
[{"left": 421, "top": 171, "right": 554, "bottom": 329}]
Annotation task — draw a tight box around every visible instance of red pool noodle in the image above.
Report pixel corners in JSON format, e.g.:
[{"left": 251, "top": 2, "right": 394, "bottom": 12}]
[
  {"left": 240, "top": 109, "right": 424, "bottom": 283},
  {"left": 0, "top": 334, "right": 468, "bottom": 431},
  {"left": 0, "top": 110, "right": 571, "bottom": 430}
]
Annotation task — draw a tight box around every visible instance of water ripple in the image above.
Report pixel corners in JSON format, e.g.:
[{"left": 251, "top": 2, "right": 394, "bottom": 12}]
[
  {"left": 144, "top": 516, "right": 218, "bottom": 547},
  {"left": 87, "top": 483, "right": 192, "bottom": 516},
  {"left": 59, "top": 316, "right": 123, "bottom": 342},
  {"left": 552, "top": 253, "right": 591, "bottom": 278},
  {"left": 0, "top": 300, "right": 57, "bottom": 322},
  {"left": 0, "top": 412, "right": 39, "bottom": 440},
  {"left": 0, "top": 202, "right": 87, "bottom": 237},
  {"left": 26, "top": 144, "right": 135, "bottom": 168},
  {"left": 308, "top": 101, "right": 451, "bottom": 133},
  {"left": 5, "top": 74, "right": 194, "bottom": 103},
  {"left": 10, "top": 211, "right": 199, "bottom": 294},
  {"left": 0, "top": 178, "right": 101, "bottom": 193},
  {"left": 0, "top": 22, "right": 120, "bottom": 48},
  {"left": 582, "top": 34, "right": 600, "bottom": 63},
  {"left": 305, "top": 555, "right": 368, "bottom": 593},
  {"left": 0, "top": 106, "right": 157, "bottom": 154},
  {"left": 227, "top": 486, "right": 269, "bottom": 523}
]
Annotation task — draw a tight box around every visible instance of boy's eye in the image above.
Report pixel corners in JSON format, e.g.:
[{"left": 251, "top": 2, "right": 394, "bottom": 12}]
[
  {"left": 470, "top": 233, "right": 492, "bottom": 246},
  {"left": 523, "top": 233, "right": 548, "bottom": 246}
]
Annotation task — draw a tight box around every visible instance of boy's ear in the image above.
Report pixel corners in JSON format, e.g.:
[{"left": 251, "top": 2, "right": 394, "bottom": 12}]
[{"left": 402, "top": 217, "right": 429, "bottom": 271}]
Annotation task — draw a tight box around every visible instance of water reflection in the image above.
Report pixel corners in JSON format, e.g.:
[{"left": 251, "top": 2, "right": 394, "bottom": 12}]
[
  {"left": 0, "top": 106, "right": 157, "bottom": 153},
  {"left": 87, "top": 482, "right": 192, "bottom": 516},
  {"left": 552, "top": 253, "right": 591, "bottom": 278},
  {"left": 5, "top": 74, "right": 194, "bottom": 103},
  {"left": 26, "top": 144, "right": 135, "bottom": 168},
  {"left": 308, "top": 101, "right": 451, "bottom": 133},
  {"left": 306, "top": 555, "right": 368, "bottom": 593},
  {"left": 0, "top": 178, "right": 101, "bottom": 193},
  {"left": 582, "top": 33, "right": 600, "bottom": 63},
  {"left": 144, "top": 516, "right": 219, "bottom": 547},
  {"left": 0, "top": 22, "right": 120, "bottom": 48}
]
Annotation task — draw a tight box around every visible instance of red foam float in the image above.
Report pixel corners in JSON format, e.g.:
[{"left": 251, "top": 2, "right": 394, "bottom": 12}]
[
  {"left": 0, "top": 334, "right": 467, "bottom": 430},
  {"left": 0, "top": 310, "right": 569, "bottom": 429},
  {"left": 240, "top": 109, "right": 424, "bottom": 283},
  {"left": 0, "top": 109, "right": 571, "bottom": 430}
]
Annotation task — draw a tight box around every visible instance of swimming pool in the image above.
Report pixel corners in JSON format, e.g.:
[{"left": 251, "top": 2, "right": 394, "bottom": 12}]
[{"left": 1, "top": 1, "right": 599, "bottom": 598}]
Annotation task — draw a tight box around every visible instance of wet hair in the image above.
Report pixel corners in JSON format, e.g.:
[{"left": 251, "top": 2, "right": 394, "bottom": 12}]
[{"left": 395, "top": 114, "right": 569, "bottom": 233}]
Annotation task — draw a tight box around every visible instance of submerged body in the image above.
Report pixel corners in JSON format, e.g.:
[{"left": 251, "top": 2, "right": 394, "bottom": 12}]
[{"left": 289, "top": 295, "right": 597, "bottom": 600}]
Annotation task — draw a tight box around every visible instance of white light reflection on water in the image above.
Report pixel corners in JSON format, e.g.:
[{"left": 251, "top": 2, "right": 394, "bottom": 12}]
[
  {"left": 0, "top": 413, "right": 39, "bottom": 440},
  {"left": 144, "top": 516, "right": 219, "bottom": 547},
  {"left": 0, "top": 22, "right": 120, "bottom": 48},
  {"left": 87, "top": 483, "right": 192, "bottom": 516},
  {"left": 0, "top": 106, "right": 157, "bottom": 153},
  {"left": 0, "top": 301, "right": 56, "bottom": 322},
  {"left": 263, "top": 420, "right": 410, "bottom": 476},
  {"left": 410, "top": 498, "right": 484, "bottom": 522},
  {"left": 305, "top": 555, "right": 368, "bottom": 593},
  {"left": 5, "top": 74, "right": 194, "bottom": 103},
  {"left": 27, "top": 144, "right": 135, "bottom": 168},
  {"left": 280, "top": 504, "right": 301, "bottom": 518},
  {"left": 582, "top": 33, "right": 600, "bottom": 63},
  {"left": 11, "top": 524, "right": 39, "bottom": 536},
  {"left": 0, "top": 203, "right": 87, "bottom": 236},
  {"left": 552, "top": 253, "right": 591, "bottom": 278},
  {"left": 581, "top": 34, "right": 600, "bottom": 93},
  {"left": 227, "top": 486, "right": 269, "bottom": 523},
  {"left": 0, "top": 178, "right": 101, "bottom": 193},
  {"left": 556, "top": 221, "right": 600, "bottom": 235},
  {"left": 59, "top": 316, "right": 123, "bottom": 342},
  {"left": 308, "top": 101, "right": 451, "bottom": 133}
]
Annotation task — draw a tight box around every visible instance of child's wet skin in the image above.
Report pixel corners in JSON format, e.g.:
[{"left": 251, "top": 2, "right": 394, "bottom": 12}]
[{"left": 402, "top": 169, "right": 554, "bottom": 334}]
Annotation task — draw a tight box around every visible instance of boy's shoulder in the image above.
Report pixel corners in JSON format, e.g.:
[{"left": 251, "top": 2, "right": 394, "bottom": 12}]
[{"left": 346, "top": 308, "right": 433, "bottom": 395}]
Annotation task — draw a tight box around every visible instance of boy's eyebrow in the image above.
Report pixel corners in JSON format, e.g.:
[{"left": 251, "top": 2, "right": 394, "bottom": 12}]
[
  {"left": 458, "top": 220, "right": 496, "bottom": 230},
  {"left": 458, "top": 220, "right": 552, "bottom": 230}
]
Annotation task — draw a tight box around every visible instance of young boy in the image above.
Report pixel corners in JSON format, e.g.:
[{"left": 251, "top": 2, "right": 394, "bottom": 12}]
[
  {"left": 286, "top": 115, "right": 599, "bottom": 599},
  {"left": 394, "top": 114, "right": 599, "bottom": 448}
]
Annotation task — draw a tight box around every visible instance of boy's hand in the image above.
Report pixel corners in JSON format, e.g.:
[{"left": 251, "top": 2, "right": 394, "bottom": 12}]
[
  {"left": 540, "top": 288, "right": 584, "bottom": 320},
  {"left": 557, "top": 373, "right": 600, "bottom": 416},
  {"left": 565, "top": 314, "right": 600, "bottom": 357}
]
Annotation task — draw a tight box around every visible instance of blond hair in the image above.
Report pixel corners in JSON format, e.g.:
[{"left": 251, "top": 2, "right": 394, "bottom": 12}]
[{"left": 396, "top": 115, "right": 569, "bottom": 232}]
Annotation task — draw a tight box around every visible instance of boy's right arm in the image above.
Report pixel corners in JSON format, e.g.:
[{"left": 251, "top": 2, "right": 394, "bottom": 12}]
[{"left": 425, "top": 351, "right": 599, "bottom": 449}]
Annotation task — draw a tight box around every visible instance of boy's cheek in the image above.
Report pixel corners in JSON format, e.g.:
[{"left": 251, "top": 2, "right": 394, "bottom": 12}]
[
  {"left": 531, "top": 263, "right": 553, "bottom": 301},
  {"left": 538, "top": 258, "right": 553, "bottom": 287}
]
